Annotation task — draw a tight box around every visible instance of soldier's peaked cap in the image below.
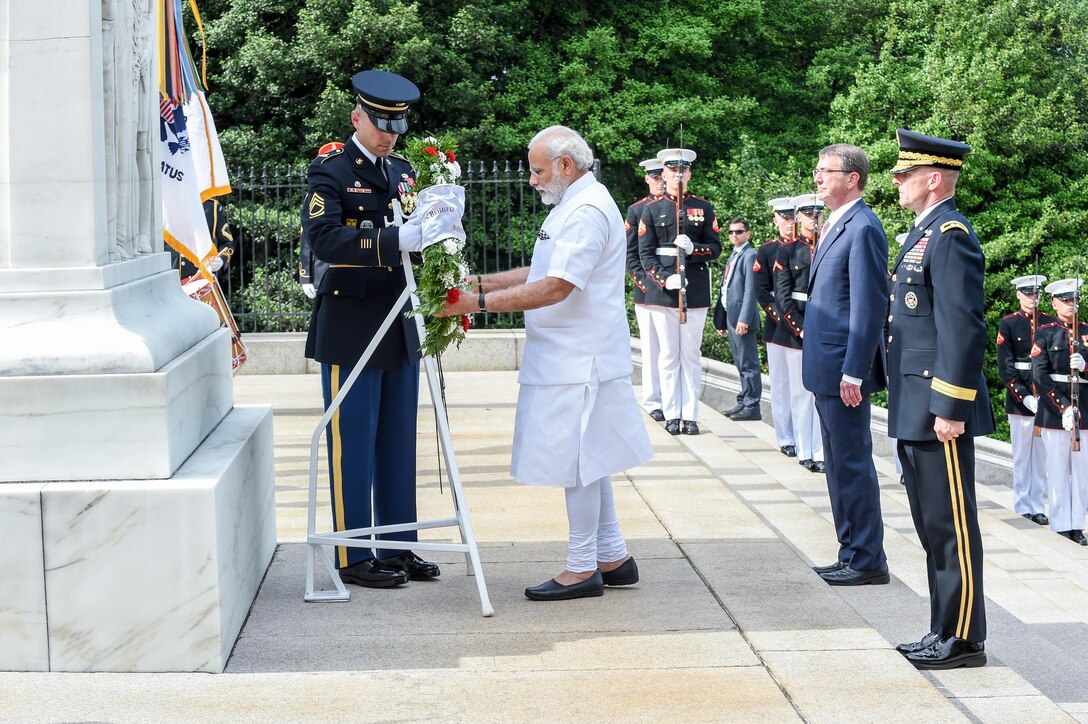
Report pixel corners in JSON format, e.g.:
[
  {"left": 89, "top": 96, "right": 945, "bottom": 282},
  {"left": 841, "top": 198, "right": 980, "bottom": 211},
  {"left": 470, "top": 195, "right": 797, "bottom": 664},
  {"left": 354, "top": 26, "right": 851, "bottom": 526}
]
[
  {"left": 639, "top": 158, "right": 665, "bottom": 173},
  {"left": 657, "top": 148, "right": 697, "bottom": 168},
  {"left": 768, "top": 197, "right": 795, "bottom": 214},
  {"left": 1045, "top": 278, "right": 1082, "bottom": 301},
  {"left": 352, "top": 70, "right": 420, "bottom": 135},
  {"left": 790, "top": 193, "right": 824, "bottom": 212},
  {"left": 891, "top": 128, "right": 971, "bottom": 175},
  {"left": 1011, "top": 275, "right": 1047, "bottom": 294}
]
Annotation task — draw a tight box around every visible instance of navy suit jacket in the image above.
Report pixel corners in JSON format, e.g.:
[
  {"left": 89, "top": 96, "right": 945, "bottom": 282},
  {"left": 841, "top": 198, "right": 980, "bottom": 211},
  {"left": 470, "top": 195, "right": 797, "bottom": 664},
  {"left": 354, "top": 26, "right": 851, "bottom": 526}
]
[{"left": 801, "top": 199, "right": 888, "bottom": 396}]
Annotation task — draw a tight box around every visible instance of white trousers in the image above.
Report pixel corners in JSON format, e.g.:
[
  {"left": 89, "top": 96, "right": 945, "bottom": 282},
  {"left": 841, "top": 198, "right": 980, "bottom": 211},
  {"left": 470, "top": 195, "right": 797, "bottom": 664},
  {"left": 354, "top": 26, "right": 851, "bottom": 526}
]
[
  {"left": 1041, "top": 428, "right": 1088, "bottom": 532},
  {"left": 635, "top": 303, "right": 662, "bottom": 412},
  {"left": 767, "top": 343, "right": 795, "bottom": 448},
  {"left": 647, "top": 306, "right": 708, "bottom": 421},
  {"left": 565, "top": 475, "right": 627, "bottom": 573},
  {"left": 1009, "top": 414, "right": 1047, "bottom": 516},
  {"left": 782, "top": 347, "right": 823, "bottom": 461}
]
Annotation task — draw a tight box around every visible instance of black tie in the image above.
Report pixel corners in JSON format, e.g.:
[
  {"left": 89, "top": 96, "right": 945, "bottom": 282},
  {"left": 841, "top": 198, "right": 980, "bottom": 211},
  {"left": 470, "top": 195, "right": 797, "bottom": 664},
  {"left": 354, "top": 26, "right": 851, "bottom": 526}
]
[{"left": 374, "top": 156, "right": 386, "bottom": 182}]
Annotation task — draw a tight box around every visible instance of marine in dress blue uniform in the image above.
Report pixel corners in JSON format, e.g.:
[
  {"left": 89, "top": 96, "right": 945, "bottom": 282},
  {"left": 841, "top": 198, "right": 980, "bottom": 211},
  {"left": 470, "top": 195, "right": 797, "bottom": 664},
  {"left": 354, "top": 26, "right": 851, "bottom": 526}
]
[
  {"left": 302, "top": 70, "right": 440, "bottom": 588},
  {"left": 637, "top": 148, "right": 722, "bottom": 434},
  {"left": 773, "top": 195, "right": 824, "bottom": 472},
  {"left": 627, "top": 159, "right": 666, "bottom": 420},
  {"left": 1030, "top": 279, "right": 1088, "bottom": 546},
  {"left": 755, "top": 198, "right": 796, "bottom": 453},
  {"left": 886, "top": 129, "right": 994, "bottom": 669},
  {"left": 997, "top": 275, "right": 1053, "bottom": 525}
]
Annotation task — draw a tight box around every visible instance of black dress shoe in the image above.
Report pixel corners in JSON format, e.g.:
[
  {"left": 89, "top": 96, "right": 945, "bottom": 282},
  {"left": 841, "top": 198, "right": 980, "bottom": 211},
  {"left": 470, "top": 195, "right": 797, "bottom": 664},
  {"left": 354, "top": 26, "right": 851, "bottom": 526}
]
[
  {"left": 905, "top": 637, "right": 986, "bottom": 669},
  {"left": 799, "top": 459, "right": 813, "bottom": 469},
  {"left": 600, "top": 557, "right": 639, "bottom": 586},
  {"left": 1032, "top": 513, "right": 1049, "bottom": 526},
  {"left": 649, "top": 409, "right": 666, "bottom": 422},
  {"left": 820, "top": 562, "right": 890, "bottom": 586},
  {"left": 1071, "top": 530, "right": 1088, "bottom": 545},
  {"left": 665, "top": 419, "right": 681, "bottom": 435},
  {"left": 723, "top": 403, "right": 744, "bottom": 417},
  {"left": 730, "top": 406, "right": 762, "bottom": 421},
  {"left": 895, "top": 631, "right": 939, "bottom": 656},
  {"left": 811, "top": 560, "right": 848, "bottom": 574},
  {"left": 899, "top": 475, "right": 905, "bottom": 486},
  {"left": 808, "top": 460, "right": 826, "bottom": 474},
  {"left": 380, "top": 551, "right": 441, "bottom": 580},
  {"left": 525, "top": 571, "right": 604, "bottom": 601},
  {"left": 780, "top": 445, "right": 797, "bottom": 457},
  {"left": 681, "top": 420, "right": 700, "bottom": 435},
  {"left": 338, "top": 559, "right": 409, "bottom": 588}
]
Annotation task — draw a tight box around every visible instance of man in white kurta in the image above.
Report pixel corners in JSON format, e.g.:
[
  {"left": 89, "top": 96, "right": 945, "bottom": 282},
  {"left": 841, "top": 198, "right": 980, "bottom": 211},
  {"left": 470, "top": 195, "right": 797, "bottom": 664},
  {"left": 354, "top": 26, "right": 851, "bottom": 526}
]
[{"left": 439, "top": 125, "right": 653, "bottom": 600}]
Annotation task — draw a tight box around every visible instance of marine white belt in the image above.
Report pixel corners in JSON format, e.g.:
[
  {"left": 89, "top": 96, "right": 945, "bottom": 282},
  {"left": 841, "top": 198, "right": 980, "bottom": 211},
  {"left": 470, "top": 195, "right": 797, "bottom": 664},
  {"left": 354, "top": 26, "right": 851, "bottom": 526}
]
[
  {"left": 1050, "top": 373, "right": 1088, "bottom": 383},
  {"left": 1013, "top": 362, "right": 1032, "bottom": 370},
  {"left": 656, "top": 247, "right": 678, "bottom": 257},
  {"left": 791, "top": 292, "right": 808, "bottom": 301}
]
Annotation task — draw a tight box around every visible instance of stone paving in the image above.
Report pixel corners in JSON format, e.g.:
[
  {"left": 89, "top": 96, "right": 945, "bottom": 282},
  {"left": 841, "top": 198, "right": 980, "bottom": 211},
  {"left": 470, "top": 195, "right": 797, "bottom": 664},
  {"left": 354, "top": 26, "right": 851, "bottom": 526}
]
[{"left": 2, "top": 370, "right": 1086, "bottom": 722}]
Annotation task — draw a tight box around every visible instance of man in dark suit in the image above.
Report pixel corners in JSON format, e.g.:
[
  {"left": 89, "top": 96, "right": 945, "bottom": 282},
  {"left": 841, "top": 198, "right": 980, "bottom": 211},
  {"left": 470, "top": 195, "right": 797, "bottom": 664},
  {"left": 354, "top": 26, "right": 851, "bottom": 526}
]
[
  {"left": 802, "top": 144, "right": 890, "bottom": 586},
  {"left": 714, "top": 217, "right": 762, "bottom": 419},
  {"left": 887, "top": 128, "right": 993, "bottom": 669},
  {"left": 302, "top": 70, "right": 444, "bottom": 589}
]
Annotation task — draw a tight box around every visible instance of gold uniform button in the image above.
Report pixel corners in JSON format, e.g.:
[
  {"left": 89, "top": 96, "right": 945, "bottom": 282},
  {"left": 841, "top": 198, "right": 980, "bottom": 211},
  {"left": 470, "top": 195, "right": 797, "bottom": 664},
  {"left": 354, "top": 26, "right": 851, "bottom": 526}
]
[
  {"left": 333, "top": 290, "right": 340, "bottom": 295},
  {"left": 890, "top": 294, "right": 895, "bottom": 302},
  {"left": 906, "top": 277, "right": 912, "bottom": 283},
  {"left": 888, "top": 335, "right": 893, "bottom": 343},
  {"left": 923, "top": 369, "right": 930, "bottom": 376},
  {"left": 888, "top": 315, "right": 894, "bottom": 322},
  {"left": 892, "top": 274, "right": 897, "bottom": 282}
]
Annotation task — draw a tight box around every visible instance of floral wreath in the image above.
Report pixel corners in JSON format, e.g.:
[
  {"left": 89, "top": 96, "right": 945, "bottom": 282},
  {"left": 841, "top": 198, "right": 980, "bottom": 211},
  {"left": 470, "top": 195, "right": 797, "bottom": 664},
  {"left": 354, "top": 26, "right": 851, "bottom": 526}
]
[{"left": 403, "top": 134, "right": 470, "bottom": 358}]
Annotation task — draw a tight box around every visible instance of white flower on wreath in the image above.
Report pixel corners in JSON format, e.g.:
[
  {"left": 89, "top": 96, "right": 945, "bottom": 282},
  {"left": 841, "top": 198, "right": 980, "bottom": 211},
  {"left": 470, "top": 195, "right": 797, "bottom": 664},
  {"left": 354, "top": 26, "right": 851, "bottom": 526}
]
[
  {"left": 441, "top": 270, "right": 456, "bottom": 287},
  {"left": 445, "top": 160, "right": 461, "bottom": 180},
  {"left": 443, "top": 237, "right": 462, "bottom": 255}
]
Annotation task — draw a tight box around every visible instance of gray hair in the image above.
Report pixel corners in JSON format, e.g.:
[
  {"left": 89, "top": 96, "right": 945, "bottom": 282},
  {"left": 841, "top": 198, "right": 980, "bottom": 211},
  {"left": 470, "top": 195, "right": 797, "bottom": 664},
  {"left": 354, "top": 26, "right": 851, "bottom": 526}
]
[
  {"left": 528, "top": 125, "right": 595, "bottom": 171},
  {"left": 819, "top": 143, "right": 870, "bottom": 190}
]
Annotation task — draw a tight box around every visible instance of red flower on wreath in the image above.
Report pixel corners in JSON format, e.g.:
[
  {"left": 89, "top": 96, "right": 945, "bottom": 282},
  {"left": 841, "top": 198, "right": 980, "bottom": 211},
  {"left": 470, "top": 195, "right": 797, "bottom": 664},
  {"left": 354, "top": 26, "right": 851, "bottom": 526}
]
[
  {"left": 447, "top": 288, "right": 461, "bottom": 304},
  {"left": 447, "top": 151, "right": 457, "bottom": 163},
  {"left": 461, "top": 315, "right": 470, "bottom": 332},
  {"left": 424, "top": 146, "right": 439, "bottom": 156}
]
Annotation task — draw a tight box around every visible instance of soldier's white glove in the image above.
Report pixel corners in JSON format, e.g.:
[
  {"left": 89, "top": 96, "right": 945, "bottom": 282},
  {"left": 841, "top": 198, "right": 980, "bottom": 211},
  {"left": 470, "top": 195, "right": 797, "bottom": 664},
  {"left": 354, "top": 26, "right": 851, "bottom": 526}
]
[
  {"left": 397, "top": 213, "right": 437, "bottom": 252},
  {"left": 1071, "top": 352, "right": 1086, "bottom": 371},
  {"left": 674, "top": 234, "right": 694, "bottom": 255},
  {"left": 1062, "top": 406, "right": 1076, "bottom": 431},
  {"left": 1024, "top": 395, "right": 1039, "bottom": 414},
  {"left": 665, "top": 274, "right": 686, "bottom": 290},
  {"left": 208, "top": 255, "right": 225, "bottom": 272},
  {"left": 302, "top": 283, "right": 317, "bottom": 300}
]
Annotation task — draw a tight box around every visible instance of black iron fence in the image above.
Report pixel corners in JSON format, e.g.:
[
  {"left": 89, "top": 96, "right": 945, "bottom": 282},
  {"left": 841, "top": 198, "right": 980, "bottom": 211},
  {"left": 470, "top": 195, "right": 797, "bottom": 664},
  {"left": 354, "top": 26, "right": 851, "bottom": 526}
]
[{"left": 220, "top": 159, "right": 598, "bottom": 333}]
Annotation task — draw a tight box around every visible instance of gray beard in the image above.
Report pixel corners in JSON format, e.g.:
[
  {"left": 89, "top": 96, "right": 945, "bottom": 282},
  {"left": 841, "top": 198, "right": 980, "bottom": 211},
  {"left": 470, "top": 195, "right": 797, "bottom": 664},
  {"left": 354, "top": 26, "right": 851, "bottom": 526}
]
[{"left": 538, "top": 177, "right": 570, "bottom": 206}]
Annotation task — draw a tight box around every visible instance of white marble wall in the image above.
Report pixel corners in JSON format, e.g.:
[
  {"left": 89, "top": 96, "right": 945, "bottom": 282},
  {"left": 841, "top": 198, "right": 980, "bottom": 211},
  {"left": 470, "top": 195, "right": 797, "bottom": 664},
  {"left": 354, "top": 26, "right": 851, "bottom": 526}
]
[
  {"left": 38, "top": 405, "right": 275, "bottom": 673},
  {"left": 0, "top": 329, "right": 233, "bottom": 482},
  {"left": 0, "top": 484, "right": 48, "bottom": 671}
]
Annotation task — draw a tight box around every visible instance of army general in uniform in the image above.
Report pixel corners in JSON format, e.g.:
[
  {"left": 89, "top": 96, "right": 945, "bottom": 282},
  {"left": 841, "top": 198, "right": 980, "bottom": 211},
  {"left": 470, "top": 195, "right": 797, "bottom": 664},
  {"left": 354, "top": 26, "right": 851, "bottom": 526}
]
[
  {"left": 301, "top": 70, "right": 443, "bottom": 589},
  {"left": 886, "top": 128, "right": 994, "bottom": 669}
]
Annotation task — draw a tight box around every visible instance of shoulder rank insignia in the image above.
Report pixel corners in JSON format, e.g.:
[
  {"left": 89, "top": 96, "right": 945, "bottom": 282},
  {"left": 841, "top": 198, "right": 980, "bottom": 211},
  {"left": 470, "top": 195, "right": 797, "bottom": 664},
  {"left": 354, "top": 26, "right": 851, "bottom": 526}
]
[
  {"left": 711, "top": 217, "right": 719, "bottom": 233},
  {"left": 1030, "top": 342, "right": 1043, "bottom": 357},
  {"left": 996, "top": 331, "right": 1005, "bottom": 345},
  {"left": 940, "top": 220, "right": 969, "bottom": 235},
  {"left": 638, "top": 219, "right": 647, "bottom": 236},
  {"left": 308, "top": 192, "right": 325, "bottom": 218},
  {"left": 625, "top": 220, "right": 631, "bottom": 232},
  {"left": 318, "top": 147, "right": 343, "bottom": 163},
  {"left": 753, "top": 260, "right": 761, "bottom": 272}
]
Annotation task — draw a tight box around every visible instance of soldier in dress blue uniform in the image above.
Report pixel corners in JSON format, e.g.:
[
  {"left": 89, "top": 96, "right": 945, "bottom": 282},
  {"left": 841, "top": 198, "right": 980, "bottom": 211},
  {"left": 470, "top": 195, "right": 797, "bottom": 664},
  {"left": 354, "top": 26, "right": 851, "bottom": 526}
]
[
  {"left": 754, "top": 198, "right": 796, "bottom": 453},
  {"left": 638, "top": 148, "right": 722, "bottom": 435},
  {"left": 627, "top": 158, "right": 666, "bottom": 422},
  {"left": 301, "top": 70, "right": 442, "bottom": 588},
  {"left": 772, "top": 194, "right": 824, "bottom": 472},
  {"left": 997, "top": 275, "right": 1053, "bottom": 526},
  {"left": 299, "top": 141, "right": 343, "bottom": 300},
  {"left": 887, "top": 128, "right": 994, "bottom": 669},
  {"left": 1031, "top": 279, "right": 1088, "bottom": 546}
]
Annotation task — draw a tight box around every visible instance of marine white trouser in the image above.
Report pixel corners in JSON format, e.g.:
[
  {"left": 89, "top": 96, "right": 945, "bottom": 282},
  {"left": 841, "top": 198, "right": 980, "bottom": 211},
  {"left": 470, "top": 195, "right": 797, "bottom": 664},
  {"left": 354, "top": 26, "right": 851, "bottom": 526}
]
[
  {"left": 648, "top": 306, "right": 708, "bottom": 421},
  {"left": 1009, "top": 414, "right": 1047, "bottom": 516},
  {"left": 565, "top": 475, "right": 627, "bottom": 573},
  {"left": 635, "top": 303, "right": 662, "bottom": 412},
  {"left": 782, "top": 346, "right": 823, "bottom": 461},
  {"left": 767, "top": 342, "right": 795, "bottom": 448},
  {"left": 1041, "top": 428, "right": 1088, "bottom": 532}
]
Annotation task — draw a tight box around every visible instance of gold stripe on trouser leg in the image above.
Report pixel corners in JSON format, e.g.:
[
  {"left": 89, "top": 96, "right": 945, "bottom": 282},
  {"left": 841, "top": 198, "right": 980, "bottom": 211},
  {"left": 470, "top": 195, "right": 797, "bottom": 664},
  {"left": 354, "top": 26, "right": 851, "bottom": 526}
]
[
  {"left": 330, "top": 365, "right": 348, "bottom": 568},
  {"left": 950, "top": 438, "right": 974, "bottom": 639},
  {"left": 944, "top": 440, "right": 969, "bottom": 639}
]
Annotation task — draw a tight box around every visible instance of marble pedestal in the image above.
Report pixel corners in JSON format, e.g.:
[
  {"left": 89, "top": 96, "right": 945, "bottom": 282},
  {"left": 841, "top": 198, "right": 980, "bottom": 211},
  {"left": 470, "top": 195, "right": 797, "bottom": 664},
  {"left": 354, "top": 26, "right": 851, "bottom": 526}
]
[{"left": 0, "top": 405, "right": 276, "bottom": 673}]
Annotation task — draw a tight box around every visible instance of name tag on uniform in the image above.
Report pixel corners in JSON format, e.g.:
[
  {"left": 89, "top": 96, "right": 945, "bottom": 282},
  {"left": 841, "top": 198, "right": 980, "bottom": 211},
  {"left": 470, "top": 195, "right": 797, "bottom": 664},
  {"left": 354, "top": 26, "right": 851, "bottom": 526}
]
[{"left": 346, "top": 187, "right": 372, "bottom": 193}]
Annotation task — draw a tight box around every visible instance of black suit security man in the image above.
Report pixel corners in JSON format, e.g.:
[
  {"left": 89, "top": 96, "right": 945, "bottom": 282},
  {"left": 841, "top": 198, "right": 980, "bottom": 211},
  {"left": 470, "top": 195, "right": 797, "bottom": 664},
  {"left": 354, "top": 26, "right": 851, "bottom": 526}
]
[
  {"left": 302, "top": 70, "right": 442, "bottom": 589},
  {"left": 886, "top": 128, "right": 994, "bottom": 670}
]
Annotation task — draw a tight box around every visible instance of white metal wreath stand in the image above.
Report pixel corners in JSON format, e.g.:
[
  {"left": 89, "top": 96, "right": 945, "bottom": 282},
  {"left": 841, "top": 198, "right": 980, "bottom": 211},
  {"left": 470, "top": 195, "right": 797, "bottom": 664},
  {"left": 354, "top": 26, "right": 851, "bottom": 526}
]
[{"left": 304, "top": 205, "right": 493, "bottom": 617}]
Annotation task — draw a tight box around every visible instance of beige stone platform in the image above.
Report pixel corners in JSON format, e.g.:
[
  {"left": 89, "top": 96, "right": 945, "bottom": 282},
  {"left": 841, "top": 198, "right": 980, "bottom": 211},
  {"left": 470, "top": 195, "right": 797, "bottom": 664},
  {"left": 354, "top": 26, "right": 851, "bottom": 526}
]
[{"left": 2, "top": 370, "right": 1085, "bottom": 723}]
